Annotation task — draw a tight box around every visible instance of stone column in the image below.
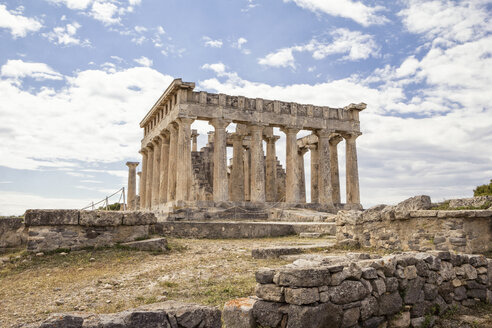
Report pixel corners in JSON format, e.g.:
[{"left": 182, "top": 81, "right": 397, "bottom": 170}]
[
  {"left": 139, "top": 150, "right": 148, "bottom": 209},
  {"left": 281, "top": 127, "right": 301, "bottom": 203},
  {"left": 329, "top": 134, "right": 343, "bottom": 204},
  {"left": 298, "top": 147, "right": 308, "bottom": 203},
  {"left": 176, "top": 117, "right": 195, "bottom": 201},
  {"left": 137, "top": 171, "right": 142, "bottom": 209},
  {"left": 307, "top": 144, "right": 319, "bottom": 203},
  {"left": 167, "top": 123, "right": 178, "bottom": 201},
  {"left": 243, "top": 147, "right": 250, "bottom": 201},
  {"left": 343, "top": 132, "right": 361, "bottom": 206},
  {"left": 145, "top": 144, "right": 154, "bottom": 209},
  {"left": 316, "top": 130, "right": 334, "bottom": 208},
  {"left": 158, "top": 133, "right": 169, "bottom": 204},
  {"left": 250, "top": 124, "right": 266, "bottom": 203},
  {"left": 191, "top": 129, "right": 198, "bottom": 152},
  {"left": 126, "top": 161, "right": 139, "bottom": 210},
  {"left": 210, "top": 119, "right": 230, "bottom": 202},
  {"left": 151, "top": 137, "right": 161, "bottom": 208},
  {"left": 230, "top": 133, "right": 244, "bottom": 201},
  {"left": 265, "top": 136, "right": 279, "bottom": 202}
]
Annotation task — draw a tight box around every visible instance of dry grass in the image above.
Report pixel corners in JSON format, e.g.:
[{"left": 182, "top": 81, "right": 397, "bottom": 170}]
[{"left": 0, "top": 237, "right": 305, "bottom": 327}]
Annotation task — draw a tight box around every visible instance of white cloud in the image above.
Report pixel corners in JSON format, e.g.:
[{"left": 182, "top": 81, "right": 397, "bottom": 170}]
[
  {"left": 0, "top": 59, "right": 173, "bottom": 171},
  {"left": 1, "top": 60, "right": 63, "bottom": 84},
  {"left": 203, "top": 36, "right": 223, "bottom": 48},
  {"left": 0, "top": 4, "right": 43, "bottom": 38},
  {"left": 202, "top": 63, "right": 227, "bottom": 75},
  {"left": 284, "top": 0, "right": 388, "bottom": 26},
  {"left": 48, "top": 0, "right": 93, "bottom": 10},
  {"left": 43, "top": 22, "right": 90, "bottom": 46},
  {"left": 234, "top": 37, "right": 248, "bottom": 49},
  {"left": 134, "top": 56, "right": 153, "bottom": 67},
  {"left": 90, "top": 1, "right": 120, "bottom": 24},
  {"left": 258, "top": 28, "right": 379, "bottom": 68},
  {"left": 258, "top": 48, "right": 295, "bottom": 68},
  {"left": 157, "top": 26, "right": 165, "bottom": 34},
  {"left": 399, "top": 0, "right": 492, "bottom": 44},
  {"left": 134, "top": 25, "right": 147, "bottom": 33}
]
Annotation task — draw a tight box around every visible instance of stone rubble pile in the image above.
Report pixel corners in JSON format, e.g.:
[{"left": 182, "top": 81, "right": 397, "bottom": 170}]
[{"left": 224, "top": 251, "right": 492, "bottom": 328}]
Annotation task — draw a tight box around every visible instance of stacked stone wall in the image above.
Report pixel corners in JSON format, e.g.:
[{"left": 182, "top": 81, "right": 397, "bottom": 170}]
[
  {"left": 244, "top": 252, "right": 492, "bottom": 328},
  {"left": 0, "top": 217, "right": 27, "bottom": 250},
  {"left": 25, "top": 210, "right": 156, "bottom": 253},
  {"left": 336, "top": 207, "right": 492, "bottom": 253}
]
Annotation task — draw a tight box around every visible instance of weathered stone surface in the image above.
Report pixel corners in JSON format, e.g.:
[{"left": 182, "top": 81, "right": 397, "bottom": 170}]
[
  {"left": 331, "top": 262, "right": 362, "bottom": 285},
  {"left": 255, "top": 283, "right": 284, "bottom": 302},
  {"left": 274, "top": 267, "right": 331, "bottom": 287},
  {"left": 252, "top": 300, "right": 285, "bottom": 328},
  {"left": 395, "top": 195, "right": 432, "bottom": 211},
  {"left": 331, "top": 280, "right": 369, "bottom": 304},
  {"left": 284, "top": 287, "right": 319, "bottom": 305},
  {"left": 342, "top": 307, "right": 360, "bottom": 328},
  {"left": 0, "top": 217, "right": 27, "bottom": 249},
  {"left": 379, "top": 292, "right": 403, "bottom": 315},
  {"left": 286, "top": 303, "right": 343, "bottom": 328},
  {"left": 25, "top": 209, "right": 79, "bottom": 226},
  {"left": 122, "top": 211, "right": 156, "bottom": 225},
  {"left": 255, "top": 268, "right": 276, "bottom": 284},
  {"left": 121, "top": 237, "right": 168, "bottom": 252},
  {"left": 362, "top": 267, "right": 378, "bottom": 280},
  {"left": 404, "top": 277, "right": 425, "bottom": 304},
  {"left": 360, "top": 296, "right": 379, "bottom": 321},
  {"left": 79, "top": 211, "right": 123, "bottom": 227},
  {"left": 37, "top": 301, "right": 220, "bottom": 328},
  {"left": 223, "top": 298, "right": 256, "bottom": 328},
  {"left": 389, "top": 311, "right": 410, "bottom": 328}
]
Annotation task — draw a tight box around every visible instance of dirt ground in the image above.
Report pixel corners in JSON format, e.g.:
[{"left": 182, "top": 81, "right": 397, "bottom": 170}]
[{"left": 0, "top": 237, "right": 491, "bottom": 328}]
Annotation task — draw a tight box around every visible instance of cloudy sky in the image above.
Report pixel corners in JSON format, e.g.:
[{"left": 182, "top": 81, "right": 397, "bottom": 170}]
[{"left": 0, "top": 0, "right": 491, "bottom": 215}]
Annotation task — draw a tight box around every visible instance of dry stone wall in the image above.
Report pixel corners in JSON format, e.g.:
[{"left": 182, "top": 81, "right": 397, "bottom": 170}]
[
  {"left": 0, "top": 217, "right": 27, "bottom": 250},
  {"left": 336, "top": 207, "right": 492, "bottom": 253},
  {"left": 235, "top": 252, "right": 492, "bottom": 328},
  {"left": 25, "top": 210, "right": 156, "bottom": 253}
]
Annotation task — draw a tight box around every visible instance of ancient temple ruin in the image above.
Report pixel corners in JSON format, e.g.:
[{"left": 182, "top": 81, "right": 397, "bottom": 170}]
[{"left": 127, "top": 78, "right": 365, "bottom": 212}]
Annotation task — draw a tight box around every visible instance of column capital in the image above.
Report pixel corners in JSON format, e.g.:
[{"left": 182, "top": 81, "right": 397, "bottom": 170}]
[
  {"left": 329, "top": 133, "right": 344, "bottom": 146},
  {"left": 231, "top": 133, "right": 245, "bottom": 141},
  {"left": 209, "top": 118, "right": 231, "bottom": 129},
  {"left": 265, "top": 135, "right": 280, "bottom": 143},
  {"left": 126, "top": 161, "right": 139, "bottom": 168},
  {"left": 341, "top": 131, "right": 362, "bottom": 141},
  {"left": 315, "top": 129, "right": 336, "bottom": 139},
  {"left": 306, "top": 144, "right": 317, "bottom": 151},
  {"left": 191, "top": 129, "right": 199, "bottom": 137},
  {"left": 137, "top": 171, "right": 142, "bottom": 176},
  {"left": 280, "top": 126, "right": 301, "bottom": 135},
  {"left": 139, "top": 149, "right": 147, "bottom": 155},
  {"left": 151, "top": 137, "right": 161, "bottom": 147},
  {"left": 177, "top": 117, "right": 195, "bottom": 125},
  {"left": 158, "top": 133, "right": 170, "bottom": 144},
  {"left": 298, "top": 147, "right": 309, "bottom": 156}
]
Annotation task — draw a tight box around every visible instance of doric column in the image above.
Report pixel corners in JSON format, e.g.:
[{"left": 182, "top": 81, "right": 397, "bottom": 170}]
[
  {"left": 139, "top": 150, "right": 148, "bottom": 209},
  {"left": 343, "top": 132, "right": 361, "bottom": 206},
  {"left": 158, "top": 133, "right": 169, "bottom": 204},
  {"left": 230, "top": 133, "right": 244, "bottom": 201},
  {"left": 176, "top": 117, "right": 195, "bottom": 201},
  {"left": 191, "top": 129, "right": 198, "bottom": 152},
  {"left": 329, "top": 134, "right": 343, "bottom": 204},
  {"left": 137, "top": 171, "right": 142, "bottom": 209},
  {"left": 265, "top": 136, "right": 279, "bottom": 202},
  {"left": 145, "top": 144, "right": 154, "bottom": 209},
  {"left": 126, "top": 161, "right": 139, "bottom": 210},
  {"left": 209, "top": 119, "right": 230, "bottom": 202},
  {"left": 298, "top": 147, "right": 308, "bottom": 203},
  {"left": 151, "top": 137, "right": 161, "bottom": 208},
  {"left": 244, "top": 146, "right": 250, "bottom": 201},
  {"left": 167, "top": 123, "right": 178, "bottom": 201},
  {"left": 316, "top": 130, "right": 334, "bottom": 208},
  {"left": 250, "top": 124, "right": 266, "bottom": 203},
  {"left": 281, "top": 127, "right": 301, "bottom": 203},
  {"left": 307, "top": 144, "right": 319, "bottom": 203}
]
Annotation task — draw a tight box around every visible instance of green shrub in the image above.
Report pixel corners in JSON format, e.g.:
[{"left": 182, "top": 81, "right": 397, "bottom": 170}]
[{"left": 474, "top": 179, "right": 492, "bottom": 196}]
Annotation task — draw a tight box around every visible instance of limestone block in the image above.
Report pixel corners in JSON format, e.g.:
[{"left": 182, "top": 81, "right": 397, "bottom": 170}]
[
  {"left": 24, "top": 209, "right": 79, "bottom": 226},
  {"left": 121, "top": 237, "right": 167, "bottom": 252},
  {"left": 360, "top": 296, "right": 379, "bottom": 321},
  {"left": 285, "top": 303, "right": 343, "bottom": 328},
  {"left": 378, "top": 292, "right": 403, "bottom": 316},
  {"left": 331, "top": 263, "right": 362, "bottom": 286},
  {"left": 0, "top": 217, "right": 27, "bottom": 249},
  {"left": 362, "top": 267, "right": 378, "bottom": 280},
  {"left": 122, "top": 212, "right": 156, "bottom": 225},
  {"left": 255, "top": 268, "right": 276, "bottom": 284},
  {"left": 284, "top": 287, "right": 319, "bottom": 305},
  {"left": 223, "top": 298, "right": 256, "bottom": 328},
  {"left": 342, "top": 307, "right": 360, "bottom": 328},
  {"left": 330, "top": 280, "right": 369, "bottom": 304},
  {"left": 255, "top": 284, "right": 284, "bottom": 302},
  {"left": 252, "top": 300, "right": 285, "bottom": 328},
  {"left": 79, "top": 211, "right": 123, "bottom": 227},
  {"left": 395, "top": 195, "right": 432, "bottom": 211},
  {"left": 389, "top": 311, "right": 410, "bottom": 328},
  {"left": 404, "top": 277, "right": 425, "bottom": 304},
  {"left": 273, "top": 267, "right": 331, "bottom": 287},
  {"left": 404, "top": 266, "right": 418, "bottom": 279}
]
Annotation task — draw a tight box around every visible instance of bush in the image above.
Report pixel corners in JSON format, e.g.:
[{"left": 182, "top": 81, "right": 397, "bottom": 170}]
[
  {"left": 474, "top": 180, "right": 492, "bottom": 196},
  {"left": 98, "top": 203, "right": 122, "bottom": 211}
]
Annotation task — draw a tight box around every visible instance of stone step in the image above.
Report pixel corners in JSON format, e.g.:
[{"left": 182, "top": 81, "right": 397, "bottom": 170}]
[
  {"left": 121, "top": 237, "right": 168, "bottom": 252},
  {"left": 251, "top": 242, "right": 335, "bottom": 259},
  {"left": 269, "top": 208, "right": 336, "bottom": 222},
  {"left": 153, "top": 221, "right": 336, "bottom": 239}
]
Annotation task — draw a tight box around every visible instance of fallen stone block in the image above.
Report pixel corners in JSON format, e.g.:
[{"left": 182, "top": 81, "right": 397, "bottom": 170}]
[
  {"left": 121, "top": 237, "right": 168, "bottom": 252},
  {"left": 223, "top": 297, "right": 256, "bottom": 328}
]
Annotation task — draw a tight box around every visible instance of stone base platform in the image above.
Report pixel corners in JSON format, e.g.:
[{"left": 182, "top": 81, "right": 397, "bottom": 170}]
[
  {"left": 251, "top": 241, "right": 336, "bottom": 259},
  {"left": 152, "top": 221, "right": 336, "bottom": 239}
]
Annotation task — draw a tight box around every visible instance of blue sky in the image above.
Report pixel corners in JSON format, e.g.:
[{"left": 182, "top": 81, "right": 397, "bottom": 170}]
[{"left": 0, "top": 0, "right": 491, "bottom": 215}]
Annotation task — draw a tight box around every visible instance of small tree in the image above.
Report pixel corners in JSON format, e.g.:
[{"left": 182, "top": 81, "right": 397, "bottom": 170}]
[{"left": 473, "top": 179, "right": 492, "bottom": 196}]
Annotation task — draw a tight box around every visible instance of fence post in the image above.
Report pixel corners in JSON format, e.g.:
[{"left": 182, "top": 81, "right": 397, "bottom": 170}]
[
  {"left": 106, "top": 196, "right": 109, "bottom": 210},
  {"left": 91, "top": 202, "right": 94, "bottom": 210}
]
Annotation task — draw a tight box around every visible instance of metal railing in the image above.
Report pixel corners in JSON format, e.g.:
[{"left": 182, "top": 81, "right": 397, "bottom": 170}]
[{"left": 81, "top": 187, "right": 126, "bottom": 211}]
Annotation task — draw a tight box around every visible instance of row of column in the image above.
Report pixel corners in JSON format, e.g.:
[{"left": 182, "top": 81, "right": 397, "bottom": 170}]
[{"left": 130, "top": 119, "right": 360, "bottom": 210}]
